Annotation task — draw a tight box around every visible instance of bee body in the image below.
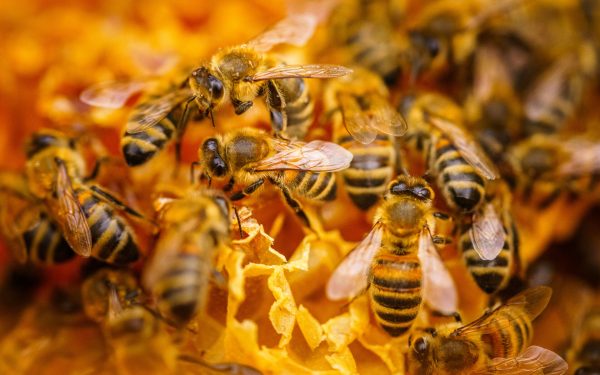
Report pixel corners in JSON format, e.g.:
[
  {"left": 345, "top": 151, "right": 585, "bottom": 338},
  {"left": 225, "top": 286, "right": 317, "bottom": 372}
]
[
  {"left": 76, "top": 187, "right": 140, "bottom": 266},
  {"left": 369, "top": 252, "right": 422, "bottom": 337},
  {"left": 268, "top": 77, "right": 314, "bottom": 139},
  {"left": 459, "top": 214, "right": 518, "bottom": 294},
  {"left": 338, "top": 134, "right": 396, "bottom": 210},
  {"left": 121, "top": 111, "right": 177, "bottom": 167},
  {"left": 431, "top": 135, "right": 486, "bottom": 213},
  {"left": 145, "top": 191, "right": 230, "bottom": 325},
  {"left": 22, "top": 212, "right": 74, "bottom": 265}
]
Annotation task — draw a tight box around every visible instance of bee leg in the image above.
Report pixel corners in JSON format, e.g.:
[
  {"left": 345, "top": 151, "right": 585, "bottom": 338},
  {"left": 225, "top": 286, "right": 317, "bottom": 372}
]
[
  {"left": 173, "top": 98, "right": 194, "bottom": 173},
  {"left": 223, "top": 177, "right": 235, "bottom": 192},
  {"left": 538, "top": 188, "right": 562, "bottom": 209},
  {"left": 229, "top": 179, "right": 265, "bottom": 201},
  {"left": 266, "top": 80, "right": 288, "bottom": 137},
  {"left": 83, "top": 156, "right": 117, "bottom": 182},
  {"left": 231, "top": 99, "right": 253, "bottom": 115},
  {"left": 430, "top": 309, "right": 462, "bottom": 323},
  {"left": 433, "top": 211, "right": 451, "bottom": 220},
  {"left": 233, "top": 206, "right": 243, "bottom": 238},
  {"left": 432, "top": 235, "right": 452, "bottom": 245},
  {"left": 268, "top": 177, "right": 312, "bottom": 230},
  {"left": 88, "top": 185, "right": 156, "bottom": 226}
]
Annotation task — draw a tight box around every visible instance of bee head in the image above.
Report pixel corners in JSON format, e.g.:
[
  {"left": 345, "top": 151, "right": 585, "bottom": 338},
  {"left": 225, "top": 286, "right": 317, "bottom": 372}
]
[
  {"left": 190, "top": 67, "right": 224, "bottom": 104},
  {"left": 201, "top": 138, "right": 228, "bottom": 178},
  {"left": 408, "top": 331, "right": 432, "bottom": 365},
  {"left": 26, "top": 130, "right": 74, "bottom": 158}
]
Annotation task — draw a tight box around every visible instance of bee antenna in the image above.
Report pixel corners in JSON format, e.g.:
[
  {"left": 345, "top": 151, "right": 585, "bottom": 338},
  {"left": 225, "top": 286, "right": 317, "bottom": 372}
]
[
  {"left": 233, "top": 206, "right": 243, "bottom": 238},
  {"left": 208, "top": 108, "right": 216, "bottom": 128}
]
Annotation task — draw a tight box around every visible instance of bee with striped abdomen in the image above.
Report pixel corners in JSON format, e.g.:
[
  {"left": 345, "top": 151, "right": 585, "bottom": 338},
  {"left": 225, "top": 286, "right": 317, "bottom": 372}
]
[
  {"left": 458, "top": 181, "right": 520, "bottom": 295},
  {"left": 0, "top": 171, "right": 75, "bottom": 265},
  {"left": 406, "top": 286, "right": 567, "bottom": 375},
  {"left": 82, "top": 13, "right": 350, "bottom": 143},
  {"left": 80, "top": 268, "right": 140, "bottom": 323},
  {"left": 324, "top": 67, "right": 407, "bottom": 210},
  {"left": 326, "top": 175, "right": 457, "bottom": 336},
  {"left": 23, "top": 129, "right": 145, "bottom": 265},
  {"left": 199, "top": 128, "right": 352, "bottom": 228},
  {"left": 143, "top": 189, "right": 231, "bottom": 326}
]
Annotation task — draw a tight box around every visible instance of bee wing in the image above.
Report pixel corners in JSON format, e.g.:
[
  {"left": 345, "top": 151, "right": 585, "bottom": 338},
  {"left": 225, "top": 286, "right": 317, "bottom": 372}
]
[
  {"left": 557, "top": 139, "right": 600, "bottom": 177},
  {"left": 454, "top": 286, "right": 552, "bottom": 338},
  {"left": 368, "top": 95, "right": 408, "bottom": 138},
  {"left": 125, "top": 88, "right": 193, "bottom": 134},
  {"left": 247, "top": 14, "right": 319, "bottom": 52},
  {"left": 255, "top": 139, "right": 353, "bottom": 172},
  {"left": 473, "top": 346, "right": 568, "bottom": 375},
  {"left": 248, "top": 64, "right": 352, "bottom": 82},
  {"left": 337, "top": 92, "right": 377, "bottom": 144},
  {"left": 469, "top": 203, "right": 505, "bottom": 261},
  {"left": 47, "top": 161, "right": 92, "bottom": 257},
  {"left": 80, "top": 80, "right": 150, "bottom": 109},
  {"left": 418, "top": 229, "right": 458, "bottom": 314},
  {"left": 326, "top": 223, "right": 384, "bottom": 301},
  {"left": 142, "top": 228, "right": 188, "bottom": 291},
  {"left": 427, "top": 113, "right": 499, "bottom": 180},
  {"left": 524, "top": 56, "right": 576, "bottom": 122}
]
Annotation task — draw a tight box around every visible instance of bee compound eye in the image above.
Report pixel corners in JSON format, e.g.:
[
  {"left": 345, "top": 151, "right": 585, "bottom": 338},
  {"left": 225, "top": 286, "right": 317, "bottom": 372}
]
[
  {"left": 391, "top": 182, "right": 409, "bottom": 194},
  {"left": 427, "top": 37, "right": 440, "bottom": 57},
  {"left": 414, "top": 337, "right": 428, "bottom": 356},
  {"left": 208, "top": 76, "right": 224, "bottom": 100}
]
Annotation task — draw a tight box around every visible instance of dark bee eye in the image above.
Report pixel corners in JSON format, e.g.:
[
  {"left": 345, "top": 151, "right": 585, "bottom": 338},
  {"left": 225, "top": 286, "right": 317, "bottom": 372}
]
[
  {"left": 208, "top": 75, "right": 224, "bottom": 100},
  {"left": 211, "top": 158, "right": 226, "bottom": 176},
  {"left": 427, "top": 37, "right": 440, "bottom": 57},
  {"left": 414, "top": 337, "right": 428, "bottom": 356},
  {"left": 415, "top": 186, "right": 431, "bottom": 199},
  {"left": 203, "top": 138, "right": 219, "bottom": 152},
  {"left": 391, "top": 182, "right": 408, "bottom": 194}
]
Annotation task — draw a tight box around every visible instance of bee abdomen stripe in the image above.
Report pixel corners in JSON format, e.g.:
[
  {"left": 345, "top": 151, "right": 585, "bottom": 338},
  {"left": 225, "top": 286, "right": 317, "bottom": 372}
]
[{"left": 372, "top": 294, "right": 421, "bottom": 309}]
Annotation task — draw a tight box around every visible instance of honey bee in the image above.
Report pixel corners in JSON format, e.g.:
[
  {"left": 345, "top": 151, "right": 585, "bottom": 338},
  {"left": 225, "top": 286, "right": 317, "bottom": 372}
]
[
  {"left": 24, "top": 129, "right": 144, "bottom": 265},
  {"left": 567, "top": 306, "right": 600, "bottom": 375},
  {"left": 198, "top": 128, "right": 353, "bottom": 228},
  {"left": 81, "top": 14, "right": 351, "bottom": 145},
  {"left": 406, "top": 286, "right": 568, "bottom": 375},
  {"left": 104, "top": 288, "right": 262, "bottom": 375},
  {"left": 326, "top": 175, "right": 457, "bottom": 336},
  {"left": 403, "top": 93, "right": 500, "bottom": 212},
  {"left": 143, "top": 189, "right": 231, "bottom": 326},
  {"left": 324, "top": 67, "right": 407, "bottom": 209},
  {"left": 508, "top": 134, "right": 600, "bottom": 207},
  {"left": 326, "top": 0, "right": 406, "bottom": 85},
  {"left": 0, "top": 172, "right": 74, "bottom": 265},
  {"left": 458, "top": 181, "right": 520, "bottom": 294}
]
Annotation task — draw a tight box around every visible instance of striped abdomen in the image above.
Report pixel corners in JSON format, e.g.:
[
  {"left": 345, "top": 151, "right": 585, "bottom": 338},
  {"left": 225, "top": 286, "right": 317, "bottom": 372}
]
[
  {"left": 432, "top": 137, "right": 486, "bottom": 213},
  {"left": 459, "top": 216, "right": 518, "bottom": 294},
  {"left": 484, "top": 306, "right": 533, "bottom": 358},
  {"left": 153, "top": 253, "right": 210, "bottom": 325},
  {"left": 285, "top": 171, "right": 337, "bottom": 201},
  {"left": 22, "top": 213, "right": 74, "bottom": 264},
  {"left": 369, "top": 253, "right": 422, "bottom": 337},
  {"left": 121, "top": 114, "right": 176, "bottom": 167},
  {"left": 77, "top": 188, "right": 139, "bottom": 265},
  {"left": 278, "top": 78, "right": 314, "bottom": 140},
  {"left": 338, "top": 135, "right": 395, "bottom": 210}
]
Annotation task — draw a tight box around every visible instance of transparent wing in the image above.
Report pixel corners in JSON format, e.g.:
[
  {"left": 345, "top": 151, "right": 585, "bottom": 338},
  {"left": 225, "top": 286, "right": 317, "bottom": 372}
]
[
  {"left": 248, "top": 64, "right": 353, "bottom": 82},
  {"left": 427, "top": 113, "right": 499, "bottom": 180},
  {"left": 454, "top": 286, "right": 552, "bottom": 338},
  {"left": 418, "top": 229, "right": 457, "bottom": 314},
  {"left": 326, "top": 223, "right": 384, "bottom": 301},
  {"left": 473, "top": 346, "right": 568, "bottom": 375},
  {"left": 125, "top": 88, "right": 193, "bottom": 134},
  {"left": 80, "top": 80, "right": 149, "bottom": 109},
  {"left": 247, "top": 14, "right": 318, "bottom": 52},
  {"left": 557, "top": 138, "right": 600, "bottom": 177},
  {"left": 255, "top": 139, "right": 353, "bottom": 172},
  {"left": 469, "top": 203, "right": 505, "bottom": 260},
  {"left": 47, "top": 161, "right": 92, "bottom": 257},
  {"left": 337, "top": 92, "right": 377, "bottom": 144},
  {"left": 368, "top": 95, "right": 408, "bottom": 138}
]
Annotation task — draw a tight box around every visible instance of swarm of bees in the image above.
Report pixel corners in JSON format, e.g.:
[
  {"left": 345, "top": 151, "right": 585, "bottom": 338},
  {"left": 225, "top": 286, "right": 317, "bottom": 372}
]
[{"left": 3, "top": 0, "right": 600, "bottom": 373}]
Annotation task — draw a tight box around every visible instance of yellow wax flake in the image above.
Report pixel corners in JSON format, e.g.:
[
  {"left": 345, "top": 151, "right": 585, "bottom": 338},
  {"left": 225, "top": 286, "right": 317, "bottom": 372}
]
[
  {"left": 243, "top": 240, "right": 310, "bottom": 278},
  {"left": 222, "top": 319, "right": 264, "bottom": 367},
  {"left": 325, "top": 346, "right": 359, "bottom": 375},
  {"left": 223, "top": 248, "right": 247, "bottom": 320},
  {"left": 323, "top": 295, "right": 370, "bottom": 353},
  {"left": 296, "top": 305, "right": 325, "bottom": 350},
  {"left": 233, "top": 209, "right": 286, "bottom": 265},
  {"left": 357, "top": 336, "right": 406, "bottom": 374},
  {"left": 267, "top": 268, "right": 298, "bottom": 348}
]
